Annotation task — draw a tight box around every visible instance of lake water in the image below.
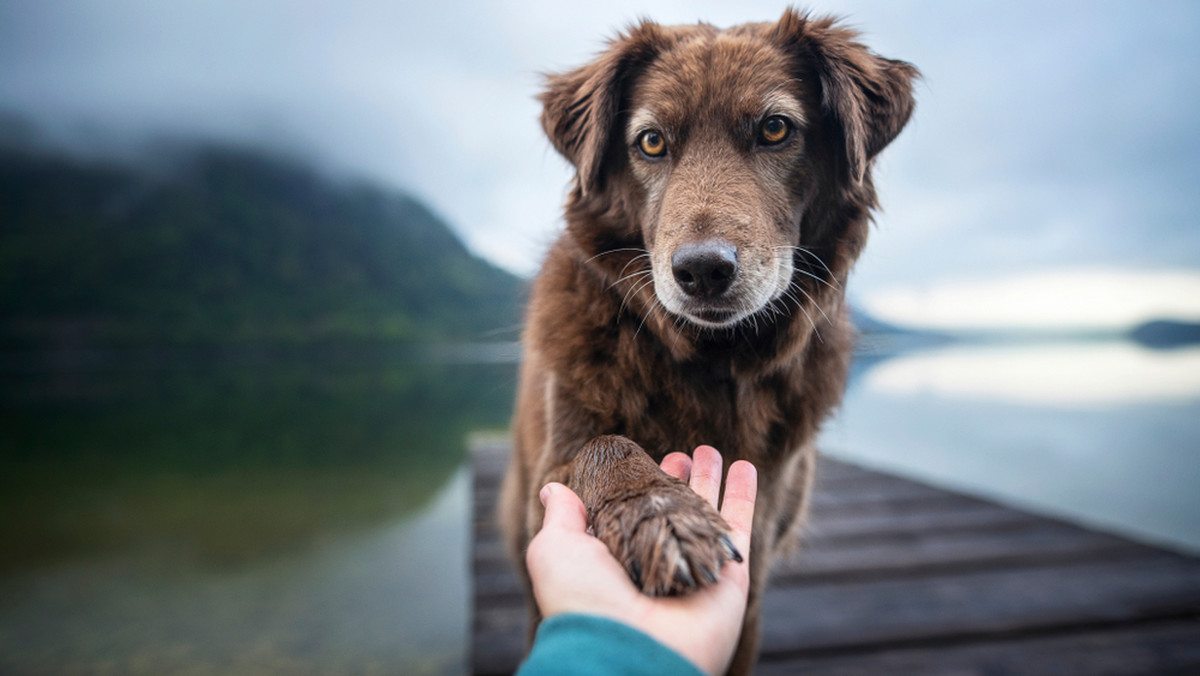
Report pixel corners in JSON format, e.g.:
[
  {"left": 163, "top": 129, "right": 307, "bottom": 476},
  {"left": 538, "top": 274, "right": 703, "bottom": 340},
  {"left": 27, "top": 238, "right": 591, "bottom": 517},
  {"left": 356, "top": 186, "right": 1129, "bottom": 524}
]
[
  {"left": 0, "top": 354, "right": 516, "bottom": 675},
  {"left": 1, "top": 340, "right": 1196, "bottom": 674},
  {"left": 823, "top": 339, "right": 1200, "bottom": 554}
]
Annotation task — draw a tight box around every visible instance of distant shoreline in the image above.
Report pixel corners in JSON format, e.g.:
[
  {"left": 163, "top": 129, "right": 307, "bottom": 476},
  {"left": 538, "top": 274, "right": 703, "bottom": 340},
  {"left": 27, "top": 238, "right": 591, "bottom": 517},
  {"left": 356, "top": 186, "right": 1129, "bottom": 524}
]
[{"left": 0, "top": 341, "right": 524, "bottom": 372}]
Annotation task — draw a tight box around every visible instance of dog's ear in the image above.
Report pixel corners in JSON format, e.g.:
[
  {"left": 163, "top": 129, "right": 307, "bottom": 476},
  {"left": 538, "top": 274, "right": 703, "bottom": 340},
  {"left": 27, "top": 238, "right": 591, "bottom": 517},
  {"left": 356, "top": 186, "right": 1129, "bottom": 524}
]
[
  {"left": 540, "top": 22, "right": 666, "bottom": 196},
  {"left": 771, "top": 9, "right": 919, "bottom": 184}
]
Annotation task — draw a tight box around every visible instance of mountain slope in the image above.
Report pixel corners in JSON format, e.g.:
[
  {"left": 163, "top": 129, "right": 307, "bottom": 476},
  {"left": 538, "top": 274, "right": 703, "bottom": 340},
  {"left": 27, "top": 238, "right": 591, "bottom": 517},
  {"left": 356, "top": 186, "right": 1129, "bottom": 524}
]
[{"left": 0, "top": 143, "right": 524, "bottom": 346}]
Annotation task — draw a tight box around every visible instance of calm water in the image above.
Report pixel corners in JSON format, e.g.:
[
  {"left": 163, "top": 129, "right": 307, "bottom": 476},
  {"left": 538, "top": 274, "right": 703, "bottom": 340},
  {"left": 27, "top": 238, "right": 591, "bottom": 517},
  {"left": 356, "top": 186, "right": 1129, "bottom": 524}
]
[
  {"left": 0, "top": 354, "right": 517, "bottom": 675},
  {"left": 823, "top": 339, "right": 1200, "bottom": 553},
  {"left": 1, "top": 340, "right": 1197, "bottom": 674}
]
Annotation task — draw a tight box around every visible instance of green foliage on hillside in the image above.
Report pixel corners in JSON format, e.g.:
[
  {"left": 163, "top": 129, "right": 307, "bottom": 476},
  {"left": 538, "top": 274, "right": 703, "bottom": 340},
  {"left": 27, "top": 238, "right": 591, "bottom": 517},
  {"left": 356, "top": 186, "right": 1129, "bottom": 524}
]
[{"left": 0, "top": 143, "right": 525, "bottom": 346}]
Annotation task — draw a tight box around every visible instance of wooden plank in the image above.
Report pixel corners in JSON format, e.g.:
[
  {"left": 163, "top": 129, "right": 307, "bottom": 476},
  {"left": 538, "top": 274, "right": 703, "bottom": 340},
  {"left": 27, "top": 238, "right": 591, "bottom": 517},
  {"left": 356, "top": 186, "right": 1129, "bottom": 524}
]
[
  {"left": 473, "top": 624, "right": 525, "bottom": 676},
  {"left": 811, "top": 459, "right": 878, "bottom": 483},
  {"left": 755, "top": 620, "right": 1200, "bottom": 676},
  {"left": 773, "top": 522, "right": 1145, "bottom": 584},
  {"left": 757, "top": 555, "right": 1200, "bottom": 655},
  {"left": 471, "top": 442, "right": 1200, "bottom": 676},
  {"left": 805, "top": 499, "right": 1038, "bottom": 541},
  {"left": 809, "top": 479, "right": 950, "bottom": 509},
  {"left": 473, "top": 566, "right": 522, "bottom": 603}
]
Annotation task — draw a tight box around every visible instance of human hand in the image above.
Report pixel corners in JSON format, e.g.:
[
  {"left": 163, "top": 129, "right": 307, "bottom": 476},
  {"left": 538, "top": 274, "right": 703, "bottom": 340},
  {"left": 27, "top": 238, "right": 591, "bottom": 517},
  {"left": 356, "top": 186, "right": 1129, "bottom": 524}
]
[{"left": 525, "top": 446, "right": 758, "bottom": 676}]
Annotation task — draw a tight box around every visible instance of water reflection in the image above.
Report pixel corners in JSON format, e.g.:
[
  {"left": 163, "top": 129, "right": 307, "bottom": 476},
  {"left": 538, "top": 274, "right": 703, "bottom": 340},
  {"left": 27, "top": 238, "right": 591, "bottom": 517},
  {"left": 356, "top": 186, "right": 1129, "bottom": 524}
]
[
  {"left": 0, "top": 356, "right": 517, "bottom": 675},
  {"left": 0, "top": 470, "right": 470, "bottom": 674},
  {"left": 865, "top": 342, "right": 1200, "bottom": 406},
  {"left": 823, "top": 340, "right": 1200, "bottom": 553}
]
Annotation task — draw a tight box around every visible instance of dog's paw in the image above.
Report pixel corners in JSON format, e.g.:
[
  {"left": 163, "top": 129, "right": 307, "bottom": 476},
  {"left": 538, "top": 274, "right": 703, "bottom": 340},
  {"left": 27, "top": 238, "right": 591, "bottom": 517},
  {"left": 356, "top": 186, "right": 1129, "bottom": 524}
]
[{"left": 590, "top": 479, "right": 741, "bottom": 596}]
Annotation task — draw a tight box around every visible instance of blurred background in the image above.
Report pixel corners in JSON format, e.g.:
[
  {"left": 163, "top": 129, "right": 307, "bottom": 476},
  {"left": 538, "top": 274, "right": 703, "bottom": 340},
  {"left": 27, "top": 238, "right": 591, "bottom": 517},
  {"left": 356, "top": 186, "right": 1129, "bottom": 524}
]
[{"left": 1, "top": 1, "right": 1197, "bottom": 674}]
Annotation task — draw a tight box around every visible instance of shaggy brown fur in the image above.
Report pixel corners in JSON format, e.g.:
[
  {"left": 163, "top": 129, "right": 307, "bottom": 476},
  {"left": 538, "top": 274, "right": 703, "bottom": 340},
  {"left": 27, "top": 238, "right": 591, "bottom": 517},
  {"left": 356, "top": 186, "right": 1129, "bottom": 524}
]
[{"left": 499, "top": 8, "right": 917, "bottom": 674}]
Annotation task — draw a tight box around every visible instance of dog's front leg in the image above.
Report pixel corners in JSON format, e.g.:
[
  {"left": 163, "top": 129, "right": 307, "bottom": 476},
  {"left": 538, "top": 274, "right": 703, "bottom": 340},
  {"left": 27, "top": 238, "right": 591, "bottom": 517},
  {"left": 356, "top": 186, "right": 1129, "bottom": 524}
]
[{"left": 568, "top": 434, "right": 742, "bottom": 596}]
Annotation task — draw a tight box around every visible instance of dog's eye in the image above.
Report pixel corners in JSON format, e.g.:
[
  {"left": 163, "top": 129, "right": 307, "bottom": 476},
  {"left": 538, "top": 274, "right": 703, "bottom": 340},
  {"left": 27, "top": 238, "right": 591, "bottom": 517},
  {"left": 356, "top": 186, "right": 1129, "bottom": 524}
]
[
  {"left": 638, "top": 130, "right": 667, "bottom": 158},
  {"left": 759, "top": 116, "right": 791, "bottom": 145}
]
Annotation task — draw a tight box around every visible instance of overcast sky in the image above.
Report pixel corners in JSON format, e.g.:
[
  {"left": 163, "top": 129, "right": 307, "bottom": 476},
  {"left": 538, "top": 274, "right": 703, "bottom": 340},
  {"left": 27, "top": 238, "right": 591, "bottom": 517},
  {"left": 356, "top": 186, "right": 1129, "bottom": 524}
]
[{"left": 2, "top": 0, "right": 1198, "bottom": 327}]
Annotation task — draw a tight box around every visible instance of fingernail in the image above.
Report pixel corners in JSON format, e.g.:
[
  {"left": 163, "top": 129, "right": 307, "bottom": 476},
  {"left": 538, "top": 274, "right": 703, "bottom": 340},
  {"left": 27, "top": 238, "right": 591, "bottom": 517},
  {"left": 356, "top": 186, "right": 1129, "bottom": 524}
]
[{"left": 539, "top": 484, "right": 552, "bottom": 506}]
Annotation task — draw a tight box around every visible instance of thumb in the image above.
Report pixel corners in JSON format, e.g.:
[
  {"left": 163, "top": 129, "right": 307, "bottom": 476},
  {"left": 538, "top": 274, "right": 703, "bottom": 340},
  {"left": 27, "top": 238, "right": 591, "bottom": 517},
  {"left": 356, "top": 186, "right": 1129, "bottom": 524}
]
[{"left": 538, "top": 482, "right": 589, "bottom": 534}]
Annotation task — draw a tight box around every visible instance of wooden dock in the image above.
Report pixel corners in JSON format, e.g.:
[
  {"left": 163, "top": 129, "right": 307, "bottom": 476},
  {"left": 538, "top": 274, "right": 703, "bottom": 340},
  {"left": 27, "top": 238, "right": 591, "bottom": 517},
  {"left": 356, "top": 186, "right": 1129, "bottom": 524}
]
[{"left": 470, "top": 439, "right": 1200, "bottom": 674}]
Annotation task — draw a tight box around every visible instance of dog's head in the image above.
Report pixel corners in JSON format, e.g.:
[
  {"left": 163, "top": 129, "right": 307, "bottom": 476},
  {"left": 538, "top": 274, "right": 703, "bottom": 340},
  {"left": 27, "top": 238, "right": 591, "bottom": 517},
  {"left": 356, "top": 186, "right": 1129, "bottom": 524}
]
[{"left": 541, "top": 9, "right": 917, "bottom": 332}]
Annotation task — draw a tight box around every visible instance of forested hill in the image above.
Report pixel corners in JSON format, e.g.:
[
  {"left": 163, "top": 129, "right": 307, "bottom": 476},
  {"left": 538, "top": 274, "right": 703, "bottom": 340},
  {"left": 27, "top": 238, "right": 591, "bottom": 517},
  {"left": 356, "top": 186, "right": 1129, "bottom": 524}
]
[{"left": 0, "top": 142, "right": 525, "bottom": 347}]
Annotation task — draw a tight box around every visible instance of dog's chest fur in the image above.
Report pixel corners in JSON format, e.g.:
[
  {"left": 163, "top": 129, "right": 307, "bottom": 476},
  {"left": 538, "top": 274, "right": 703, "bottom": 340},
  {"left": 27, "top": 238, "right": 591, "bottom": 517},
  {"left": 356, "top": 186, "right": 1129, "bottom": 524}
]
[{"left": 526, "top": 234, "right": 854, "bottom": 471}]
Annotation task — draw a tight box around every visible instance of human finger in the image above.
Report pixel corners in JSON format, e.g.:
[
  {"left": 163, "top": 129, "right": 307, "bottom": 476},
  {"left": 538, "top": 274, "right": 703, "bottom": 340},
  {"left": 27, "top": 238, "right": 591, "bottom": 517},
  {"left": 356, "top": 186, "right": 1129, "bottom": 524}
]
[
  {"left": 660, "top": 452, "right": 692, "bottom": 481},
  {"left": 537, "top": 482, "right": 589, "bottom": 534},
  {"left": 719, "top": 460, "right": 757, "bottom": 556},
  {"left": 689, "top": 445, "right": 723, "bottom": 508}
]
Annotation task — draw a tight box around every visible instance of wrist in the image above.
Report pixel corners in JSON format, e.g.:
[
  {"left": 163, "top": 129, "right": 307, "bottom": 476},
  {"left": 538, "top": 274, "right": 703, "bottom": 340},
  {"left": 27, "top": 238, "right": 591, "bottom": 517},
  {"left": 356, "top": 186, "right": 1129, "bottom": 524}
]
[{"left": 522, "top": 614, "right": 707, "bottom": 676}]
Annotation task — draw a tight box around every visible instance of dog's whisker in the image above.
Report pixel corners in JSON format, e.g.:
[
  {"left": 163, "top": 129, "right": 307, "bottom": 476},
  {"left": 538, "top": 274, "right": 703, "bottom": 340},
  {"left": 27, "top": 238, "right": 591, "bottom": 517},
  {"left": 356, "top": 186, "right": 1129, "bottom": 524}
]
[
  {"left": 792, "top": 247, "right": 841, "bottom": 289},
  {"left": 794, "top": 267, "right": 835, "bottom": 290},
  {"left": 618, "top": 287, "right": 641, "bottom": 319},
  {"left": 622, "top": 276, "right": 657, "bottom": 319},
  {"left": 611, "top": 269, "right": 654, "bottom": 291},
  {"left": 584, "top": 246, "right": 649, "bottom": 266},
  {"left": 615, "top": 251, "right": 652, "bottom": 275},
  {"left": 796, "top": 302, "right": 822, "bottom": 342},
  {"left": 777, "top": 256, "right": 837, "bottom": 291},
  {"left": 783, "top": 283, "right": 825, "bottom": 343},
  {"left": 635, "top": 289, "right": 671, "bottom": 341},
  {"left": 792, "top": 281, "right": 832, "bottom": 327},
  {"left": 773, "top": 245, "right": 839, "bottom": 290},
  {"left": 608, "top": 254, "right": 653, "bottom": 298},
  {"left": 773, "top": 244, "right": 834, "bottom": 270}
]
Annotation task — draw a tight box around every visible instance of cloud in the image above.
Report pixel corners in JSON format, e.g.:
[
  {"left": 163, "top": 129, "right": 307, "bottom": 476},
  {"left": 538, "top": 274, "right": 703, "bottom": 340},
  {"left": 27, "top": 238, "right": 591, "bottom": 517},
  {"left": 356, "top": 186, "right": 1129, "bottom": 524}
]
[{"left": 1, "top": 0, "right": 1198, "bottom": 292}]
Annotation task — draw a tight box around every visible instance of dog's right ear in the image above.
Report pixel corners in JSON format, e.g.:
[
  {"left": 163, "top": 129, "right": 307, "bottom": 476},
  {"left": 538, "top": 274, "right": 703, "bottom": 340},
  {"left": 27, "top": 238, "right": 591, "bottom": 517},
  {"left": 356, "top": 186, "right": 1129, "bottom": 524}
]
[
  {"left": 770, "top": 9, "right": 918, "bottom": 186},
  {"left": 540, "top": 22, "right": 666, "bottom": 197}
]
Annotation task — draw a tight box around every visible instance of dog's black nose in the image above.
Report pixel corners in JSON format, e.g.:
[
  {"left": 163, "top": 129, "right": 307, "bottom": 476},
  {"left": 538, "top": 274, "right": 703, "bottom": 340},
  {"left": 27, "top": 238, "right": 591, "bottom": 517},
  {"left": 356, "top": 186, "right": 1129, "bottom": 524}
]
[{"left": 671, "top": 242, "right": 738, "bottom": 298}]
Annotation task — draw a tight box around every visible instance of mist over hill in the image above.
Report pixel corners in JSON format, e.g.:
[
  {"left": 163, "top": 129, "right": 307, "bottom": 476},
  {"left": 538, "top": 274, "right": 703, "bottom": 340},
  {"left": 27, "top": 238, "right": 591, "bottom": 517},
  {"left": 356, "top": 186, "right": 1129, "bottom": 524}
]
[{"left": 0, "top": 136, "right": 525, "bottom": 348}]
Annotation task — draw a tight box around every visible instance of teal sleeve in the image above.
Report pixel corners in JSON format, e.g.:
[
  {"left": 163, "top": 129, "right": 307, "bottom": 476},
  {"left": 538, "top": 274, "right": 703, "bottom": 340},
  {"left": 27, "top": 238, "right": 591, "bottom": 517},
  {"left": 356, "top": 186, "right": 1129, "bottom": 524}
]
[{"left": 515, "top": 613, "right": 706, "bottom": 676}]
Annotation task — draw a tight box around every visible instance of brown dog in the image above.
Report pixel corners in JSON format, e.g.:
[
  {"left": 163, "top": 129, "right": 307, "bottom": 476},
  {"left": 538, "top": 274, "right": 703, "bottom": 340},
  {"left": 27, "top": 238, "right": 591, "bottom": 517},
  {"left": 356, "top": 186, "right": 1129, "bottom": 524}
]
[{"left": 499, "top": 8, "right": 917, "bottom": 674}]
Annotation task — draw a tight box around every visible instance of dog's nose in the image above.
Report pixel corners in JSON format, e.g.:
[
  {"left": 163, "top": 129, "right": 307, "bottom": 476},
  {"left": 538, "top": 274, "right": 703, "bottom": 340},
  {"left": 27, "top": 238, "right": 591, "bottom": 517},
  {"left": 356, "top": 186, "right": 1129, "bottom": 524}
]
[{"left": 671, "top": 241, "right": 738, "bottom": 298}]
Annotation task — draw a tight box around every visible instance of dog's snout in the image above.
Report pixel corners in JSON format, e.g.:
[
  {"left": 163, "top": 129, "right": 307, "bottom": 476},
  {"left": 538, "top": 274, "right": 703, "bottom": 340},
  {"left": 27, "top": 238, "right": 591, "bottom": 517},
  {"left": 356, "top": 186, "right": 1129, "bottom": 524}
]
[{"left": 671, "top": 242, "right": 738, "bottom": 298}]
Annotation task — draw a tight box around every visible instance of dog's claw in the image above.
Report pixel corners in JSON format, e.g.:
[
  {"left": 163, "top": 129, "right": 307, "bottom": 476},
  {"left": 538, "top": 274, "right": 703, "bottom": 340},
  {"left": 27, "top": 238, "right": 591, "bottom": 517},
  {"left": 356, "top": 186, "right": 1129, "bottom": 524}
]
[
  {"left": 673, "top": 560, "right": 695, "bottom": 590},
  {"left": 721, "top": 534, "right": 743, "bottom": 564},
  {"left": 699, "top": 565, "right": 718, "bottom": 586}
]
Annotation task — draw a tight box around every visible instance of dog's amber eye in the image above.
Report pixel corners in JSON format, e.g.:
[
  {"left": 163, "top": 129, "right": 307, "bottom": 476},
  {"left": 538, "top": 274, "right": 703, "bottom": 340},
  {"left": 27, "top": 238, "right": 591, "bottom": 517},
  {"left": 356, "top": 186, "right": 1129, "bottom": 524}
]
[
  {"left": 759, "top": 116, "right": 790, "bottom": 145},
  {"left": 638, "top": 130, "right": 667, "bottom": 157}
]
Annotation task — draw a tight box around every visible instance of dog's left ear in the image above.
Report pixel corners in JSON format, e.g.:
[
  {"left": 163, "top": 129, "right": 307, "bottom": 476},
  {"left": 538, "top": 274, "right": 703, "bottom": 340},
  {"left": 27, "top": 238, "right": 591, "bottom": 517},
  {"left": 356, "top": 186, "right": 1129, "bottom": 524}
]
[
  {"left": 540, "top": 22, "right": 667, "bottom": 197},
  {"left": 772, "top": 10, "right": 919, "bottom": 184}
]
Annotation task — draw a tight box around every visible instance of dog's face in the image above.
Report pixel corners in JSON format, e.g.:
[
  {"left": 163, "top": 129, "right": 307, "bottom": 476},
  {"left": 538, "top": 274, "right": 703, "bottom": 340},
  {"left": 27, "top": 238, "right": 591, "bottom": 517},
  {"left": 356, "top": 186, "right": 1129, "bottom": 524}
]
[
  {"left": 623, "top": 34, "right": 811, "bottom": 327},
  {"left": 542, "top": 10, "right": 917, "bottom": 330}
]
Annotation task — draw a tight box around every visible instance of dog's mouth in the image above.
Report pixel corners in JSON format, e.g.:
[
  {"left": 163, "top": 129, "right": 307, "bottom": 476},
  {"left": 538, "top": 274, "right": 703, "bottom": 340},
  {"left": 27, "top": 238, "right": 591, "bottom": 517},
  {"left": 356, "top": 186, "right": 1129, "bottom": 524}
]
[
  {"left": 688, "top": 308, "right": 739, "bottom": 327},
  {"left": 649, "top": 236, "right": 797, "bottom": 330},
  {"left": 653, "top": 275, "right": 789, "bottom": 330}
]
